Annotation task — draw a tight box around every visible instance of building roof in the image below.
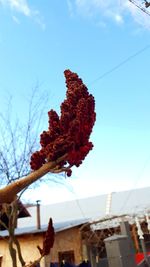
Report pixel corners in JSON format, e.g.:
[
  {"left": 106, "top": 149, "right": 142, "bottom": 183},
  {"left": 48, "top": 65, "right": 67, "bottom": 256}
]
[
  {"left": 1, "top": 186, "right": 150, "bottom": 237},
  {"left": 0, "top": 200, "right": 30, "bottom": 230},
  {"left": 17, "top": 186, "right": 150, "bottom": 230},
  {"left": 0, "top": 218, "right": 88, "bottom": 238},
  {"left": 0, "top": 200, "right": 30, "bottom": 218}
]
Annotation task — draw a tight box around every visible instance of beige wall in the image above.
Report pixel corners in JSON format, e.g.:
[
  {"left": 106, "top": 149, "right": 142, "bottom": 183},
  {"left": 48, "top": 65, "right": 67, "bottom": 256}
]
[
  {"left": 0, "top": 226, "right": 82, "bottom": 267},
  {"left": 51, "top": 227, "right": 82, "bottom": 264},
  {"left": 0, "top": 234, "right": 45, "bottom": 267}
]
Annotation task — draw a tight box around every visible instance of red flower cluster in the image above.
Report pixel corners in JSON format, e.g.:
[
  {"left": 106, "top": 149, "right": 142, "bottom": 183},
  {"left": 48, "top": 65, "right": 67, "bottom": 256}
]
[
  {"left": 43, "top": 218, "right": 55, "bottom": 256},
  {"left": 37, "top": 218, "right": 55, "bottom": 256},
  {"left": 30, "top": 70, "right": 96, "bottom": 175}
]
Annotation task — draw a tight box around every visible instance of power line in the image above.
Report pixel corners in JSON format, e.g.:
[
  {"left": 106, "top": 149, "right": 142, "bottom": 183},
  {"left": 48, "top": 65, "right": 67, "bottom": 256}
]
[
  {"left": 118, "top": 153, "right": 150, "bottom": 214},
  {"left": 64, "top": 180, "right": 87, "bottom": 220},
  {"left": 129, "top": 0, "right": 150, "bottom": 17},
  {"left": 87, "top": 44, "right": 150, "bottom": 214},
  {"left": 88, "top": 44, "right": 150, "bottom": 86}
]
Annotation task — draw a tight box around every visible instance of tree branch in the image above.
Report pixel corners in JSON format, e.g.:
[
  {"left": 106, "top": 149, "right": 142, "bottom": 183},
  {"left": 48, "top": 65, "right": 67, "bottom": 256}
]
[{"left": 0, "top": 154, "right": 67, "bottom": 204}]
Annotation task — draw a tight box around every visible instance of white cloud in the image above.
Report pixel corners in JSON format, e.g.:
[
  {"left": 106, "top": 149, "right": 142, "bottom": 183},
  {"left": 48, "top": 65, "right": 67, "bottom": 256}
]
[
  {"left": 115, "top": 14, "right": 124, "bottom": 24},
  {"left": 0, "top": 0, "right": 31, "bottom": 16},
  {"left": 68, "top": 0, "right": 150, "bottom": 30},
  {"left": 0, "top": 0, "right": 46, "bottom": 30}
]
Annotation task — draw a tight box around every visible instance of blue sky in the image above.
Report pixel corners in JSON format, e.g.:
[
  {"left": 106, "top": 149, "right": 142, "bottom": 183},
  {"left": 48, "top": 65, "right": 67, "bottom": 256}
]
[{"left": 0, "top": 0, "right": 150, "bottom": 204}]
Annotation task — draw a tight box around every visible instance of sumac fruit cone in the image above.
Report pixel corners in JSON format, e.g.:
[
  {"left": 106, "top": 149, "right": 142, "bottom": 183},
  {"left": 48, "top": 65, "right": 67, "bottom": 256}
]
[
  {"left": 41, "top": 218, "right": 55, "bottom": 256},
  {"left": 30, "top": 70, "right": 96, "bottom": 175}
]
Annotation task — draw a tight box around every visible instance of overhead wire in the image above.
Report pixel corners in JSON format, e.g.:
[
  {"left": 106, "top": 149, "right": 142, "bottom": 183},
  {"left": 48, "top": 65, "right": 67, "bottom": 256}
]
[
  {"left": 88, "top": 44, "right": 150, "bottom": 86},
  {"left": 129, "top": 0, "right": 150, "bottom": 17},
  {"left": 63, "top": 179, "right": 88, "bottom": 220},
  {"left": 118, "top": 153, "right": 150, "bottom": 214},
  {"left": 87, "top": 43, "right": 150, "bottom": 216}
]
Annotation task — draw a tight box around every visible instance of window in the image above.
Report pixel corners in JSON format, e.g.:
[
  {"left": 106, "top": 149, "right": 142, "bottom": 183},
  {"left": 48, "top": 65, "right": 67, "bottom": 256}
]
[{"left": 58, "top": 250, "right": 75, "bottom": 265}]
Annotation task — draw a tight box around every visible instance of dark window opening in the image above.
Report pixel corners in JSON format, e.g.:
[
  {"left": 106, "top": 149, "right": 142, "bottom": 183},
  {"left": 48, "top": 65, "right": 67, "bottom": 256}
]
[{"left": 58, "top": 250, "right": 75, "bottom": 266}]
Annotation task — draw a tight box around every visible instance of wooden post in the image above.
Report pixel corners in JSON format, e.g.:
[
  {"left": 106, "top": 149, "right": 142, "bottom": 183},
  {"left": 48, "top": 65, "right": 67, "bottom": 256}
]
[
  {"left": 36, "top": 200, "right": 41, "bottom": 230},
  {"left": 132, "top": 224, "right": 140, "bottom": 252}
]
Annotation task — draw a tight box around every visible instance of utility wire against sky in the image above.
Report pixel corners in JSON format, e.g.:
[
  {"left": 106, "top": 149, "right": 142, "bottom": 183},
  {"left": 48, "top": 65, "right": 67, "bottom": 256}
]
[
  {"left": 118, "top": 152, "right": 150, "bottom": 214},
  {"left": 88, "top": 44, "right": 150, "bottom": 86},
  {"left": 63, "top": 180, "right": 87, "bottom": 219},
  {"left": 88, "top": 43, "right": 150, "bottom": 214},
  {"left": 0, "top": 43, "right": 150, "bottom": 94},
  {"left": 88, "top": 44, "right": 149, "bottom": 208},
  {"left": 129, "top": 0, "right": 150, "bottom": 16}
]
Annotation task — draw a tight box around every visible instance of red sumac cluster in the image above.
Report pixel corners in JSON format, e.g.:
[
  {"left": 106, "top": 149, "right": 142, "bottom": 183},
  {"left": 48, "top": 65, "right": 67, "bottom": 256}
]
[
  {"left": 43, "top": 218, "right": 55, "bottom": 256},
  {"left": 30, "top": 70, "right": 96, "bottom": 176},
  {"left": 37, "top": 218, "right": 54, "bottom": 257}
]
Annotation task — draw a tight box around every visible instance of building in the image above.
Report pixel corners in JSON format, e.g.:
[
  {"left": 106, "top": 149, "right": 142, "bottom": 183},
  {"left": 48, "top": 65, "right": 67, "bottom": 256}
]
[
  {"left": 18, "top": 186, "right": 150, "bottom": 229},
  {"left": 0, "top": 218, "right": 88, "bottom": 267},
  {"left": 1, "top": 186, "right": 150, "bottom": 266}
]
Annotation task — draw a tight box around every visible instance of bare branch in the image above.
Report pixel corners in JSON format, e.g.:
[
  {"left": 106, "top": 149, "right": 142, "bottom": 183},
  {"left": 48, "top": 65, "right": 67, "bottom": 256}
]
[{"left": 0, "top": 86, "right": 49, "bottom": 189}]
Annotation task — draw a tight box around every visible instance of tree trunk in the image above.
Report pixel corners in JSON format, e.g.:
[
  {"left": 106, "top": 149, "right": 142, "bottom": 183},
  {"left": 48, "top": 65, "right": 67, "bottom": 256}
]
[
  {"left": 9, "top": 238, "right": 17, "bottom": 267},
  {"left": 13, "top": 236, "right": 26, "bottom": 266}
]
